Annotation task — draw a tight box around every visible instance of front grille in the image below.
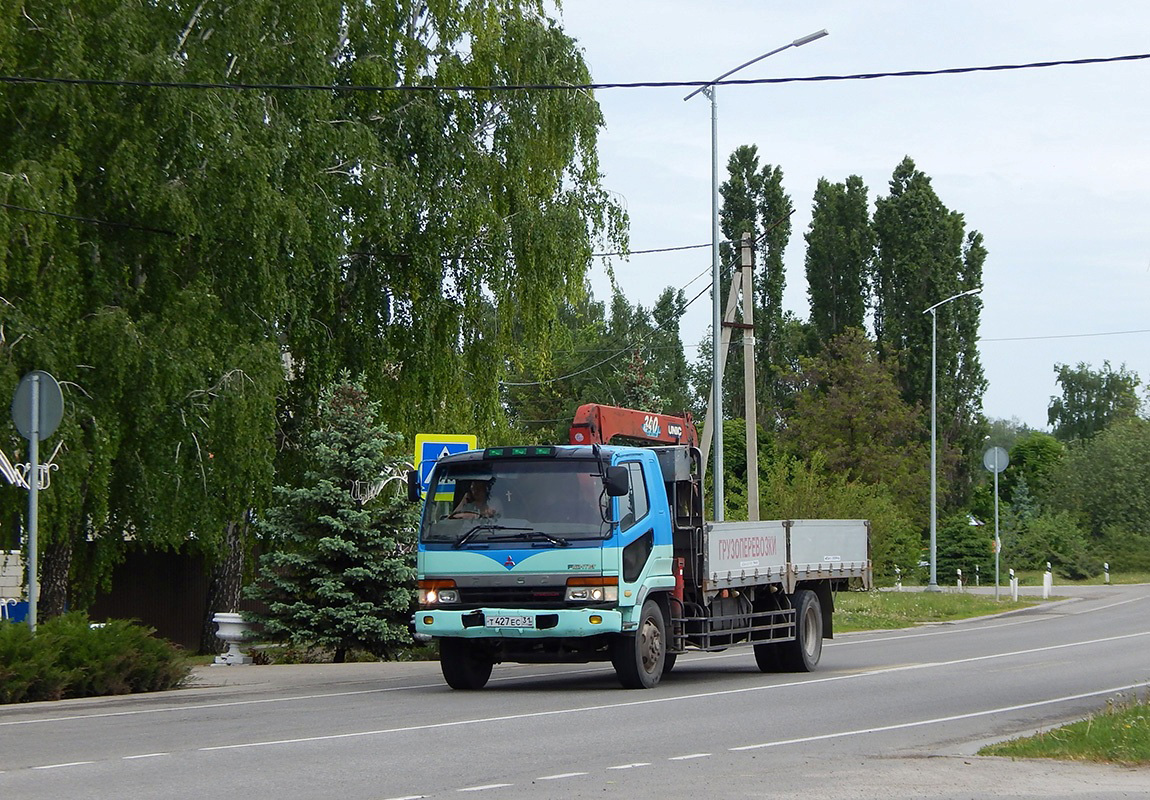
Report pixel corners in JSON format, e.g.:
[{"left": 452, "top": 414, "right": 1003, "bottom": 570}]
[{"left": 460, "top": 586, "right": 566, "bottom": 608}]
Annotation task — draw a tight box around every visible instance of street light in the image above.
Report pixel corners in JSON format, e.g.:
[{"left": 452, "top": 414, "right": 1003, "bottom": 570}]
[
  {"left": 684, "top": 28, "right": 828, "bottom": 522},
  {"left": 923, "top": 287, "right": 982, "bottom": 591}
]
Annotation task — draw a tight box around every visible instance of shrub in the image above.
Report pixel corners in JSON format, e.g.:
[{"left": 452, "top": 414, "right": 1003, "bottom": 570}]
[
  {"left": 0, "top": 613, "right": 190, "bottom": 704},
  {"left": 0, "top": 621, "right": 67, "bottom": 703}
]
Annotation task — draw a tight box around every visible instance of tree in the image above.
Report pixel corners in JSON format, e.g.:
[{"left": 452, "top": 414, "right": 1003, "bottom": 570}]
[
  {"left": 872, "top": 157, "right": 987, "bottom": 507},
  {"left": 1001, "top": 431, "right": 1065, "bottom": 505},
  {"left": 716, "top": 145, "right": 793, "bottom": 425},
  {"left": 1048, "top": 361, "right": 1142, "bottom": 442},
  {"left": 936, "top": 514, "right": 993, "bottom": 585},
  {"left": 1, "top": 0, "right": 330, "bottom": 618},
  {"left": 246, "top": 376, "right": 417, "bottom": 662},
  {"left": 783, "top": 328, "right": 927, "bottom": 525},
  {"left": 1, "top": 2, "right": 622, "bottom": 629},
  {"left": 757, "top": 453, "right": 919, "bottom": 583},
  {"left": 804, "top": 175, "right": 874, "bottom": 345},
  {"left": 1044, "top": 417, "right": 1150, "bottom": 544},
  {"left": 502, "top": 284, "right": 690, "bottom": 444}
]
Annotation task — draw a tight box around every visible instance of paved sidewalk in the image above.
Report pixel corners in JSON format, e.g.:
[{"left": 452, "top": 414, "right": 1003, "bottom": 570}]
[{"left": 187, "top": 659, "right": 434, "bottom": 696}]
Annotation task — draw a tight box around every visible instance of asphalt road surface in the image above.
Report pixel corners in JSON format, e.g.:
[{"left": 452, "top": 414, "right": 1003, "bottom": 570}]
[{"left": 2, "top": 584, "right": 1148, "bottom": 799}]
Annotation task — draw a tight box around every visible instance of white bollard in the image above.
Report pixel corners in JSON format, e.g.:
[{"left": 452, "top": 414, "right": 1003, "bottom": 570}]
[
  {"left": 1009, "top": 568, "right": 1018, "bottom": 602},
  {"left": 1042, "top": 562, "right": 1053, "bottom": 600},
  {"left": 894, "top": 566, "right": 902, "bottom": 592},
  {"left": 1104, "top": 562, "right": 1110, "bottom": 585},
  {"left": 956, "top": 568, "right": 963, "bottom": 592}
]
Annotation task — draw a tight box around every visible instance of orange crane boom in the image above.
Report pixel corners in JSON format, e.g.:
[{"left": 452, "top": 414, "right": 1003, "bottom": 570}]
[{"left": 568, "top": 403, "right": 699, "bottom": 448}]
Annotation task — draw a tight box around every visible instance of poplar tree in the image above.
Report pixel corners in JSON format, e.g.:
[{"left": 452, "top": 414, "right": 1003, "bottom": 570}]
[
  {"left": 716, "top": 145, "right": 793, "bottom": 424},
  {"left": 804, "top": 175, "right": 874, "bottom": 345},
  {"left": 872, "top": 157, "right": 987, "bottom": 507}
]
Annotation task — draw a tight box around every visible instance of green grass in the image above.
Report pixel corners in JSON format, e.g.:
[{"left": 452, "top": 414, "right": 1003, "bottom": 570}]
[
  {"left": 834, "top": 590, "right": 1036, "bottom": 633},
  {"left": 979, "top": 692, "right": 1150, "bottom": 765}
]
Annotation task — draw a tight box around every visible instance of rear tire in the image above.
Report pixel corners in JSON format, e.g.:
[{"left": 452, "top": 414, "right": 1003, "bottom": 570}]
[
  {"left": 439, "top": 638, "right": 494, "bottom": 690},
  {"left": 612, "top": 599, "right": 666, "bottom": 689},
  {"left": 778, "top": 589, "right": 823, "bottom": 672}
]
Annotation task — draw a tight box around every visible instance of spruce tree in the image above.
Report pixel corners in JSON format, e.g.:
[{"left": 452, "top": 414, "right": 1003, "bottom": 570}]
[{"left": 246, "top": 376, "right": 417, "bottom": 662}]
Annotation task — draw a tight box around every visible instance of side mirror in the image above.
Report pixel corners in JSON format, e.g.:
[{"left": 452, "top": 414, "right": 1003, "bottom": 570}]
[
  {"left": 604, "top": 466, "right": 629, "bottom": 497},
  {"left": 406, "top": 470, "right": 422, "bottom": 503}
]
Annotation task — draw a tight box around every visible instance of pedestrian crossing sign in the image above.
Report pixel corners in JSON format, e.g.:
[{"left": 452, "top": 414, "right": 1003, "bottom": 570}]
[{"left": 414, "top": 433, "right": 478, "bottom": 499}]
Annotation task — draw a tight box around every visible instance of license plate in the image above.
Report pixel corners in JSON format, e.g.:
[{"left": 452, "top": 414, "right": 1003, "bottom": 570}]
[{"left": 485, "top": 615, "right": 534, "bottom": 628}]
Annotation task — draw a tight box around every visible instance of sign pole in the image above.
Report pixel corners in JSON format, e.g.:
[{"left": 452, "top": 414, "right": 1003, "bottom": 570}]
[
  {"left": 12, "top": 369, "right": 63, "bottom": 633},
  {"left": 994, "top": 462, "right": 1000, "bottom": 602},
  {"left": 982, "top": 446, "right": 1009, "bottom": 603},
  {"left": 27, "top": 373, "right": 40, "bottom": 632}
]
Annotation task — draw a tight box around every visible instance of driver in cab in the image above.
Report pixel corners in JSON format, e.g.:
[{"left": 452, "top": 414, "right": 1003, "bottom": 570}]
[{"left": 451, "top": 480, "right": 499, "bottom": 519}]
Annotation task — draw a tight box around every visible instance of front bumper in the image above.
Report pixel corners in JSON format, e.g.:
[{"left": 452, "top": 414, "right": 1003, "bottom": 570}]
[{"left": 415, "top": 607, "right": 624, "bottom": 638}]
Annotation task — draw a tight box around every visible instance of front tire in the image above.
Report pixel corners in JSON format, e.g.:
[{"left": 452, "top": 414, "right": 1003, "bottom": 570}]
[
  {"left": 612, "top": 599, "right": 666, "bottom": 689},
  {"left": 778, "top": 589, "right": 823, "bottom": 672},
  {"left": 439, "top": 638, "right": 494, "bottom": 690}
]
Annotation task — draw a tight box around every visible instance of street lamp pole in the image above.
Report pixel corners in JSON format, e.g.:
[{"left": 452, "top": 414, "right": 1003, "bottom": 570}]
[
  {"left": 924, "top": 287, "right": 982, "bottom": 591},
  {"left": 685, "top": 29, "right": 827, "bottom": 522}
]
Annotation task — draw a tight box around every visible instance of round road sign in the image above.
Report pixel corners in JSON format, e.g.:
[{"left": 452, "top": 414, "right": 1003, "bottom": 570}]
[
  {"left": 11, "top": 370, "right": 64, "bottom": 441},
  {"left": 982, "top": 446, "right": 1009, "bottom": 474}
]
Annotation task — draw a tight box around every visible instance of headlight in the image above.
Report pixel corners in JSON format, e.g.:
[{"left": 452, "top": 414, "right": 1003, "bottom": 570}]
[
  {"left": 419, "top": 579, "right": 458, "bottom": 606},
  {"left": 565, "top": 576, "right": 618, "bottom": 603}
]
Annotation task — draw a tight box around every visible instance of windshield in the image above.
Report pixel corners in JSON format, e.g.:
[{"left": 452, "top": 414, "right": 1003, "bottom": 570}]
[{"left": 420, "top": 458, "right": 611, "bottom": 545}]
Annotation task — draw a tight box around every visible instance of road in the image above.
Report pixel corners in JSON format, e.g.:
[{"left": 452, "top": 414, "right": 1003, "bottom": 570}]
[{"left": 2, "top": 584, "right": 1148, "bottom": 799}]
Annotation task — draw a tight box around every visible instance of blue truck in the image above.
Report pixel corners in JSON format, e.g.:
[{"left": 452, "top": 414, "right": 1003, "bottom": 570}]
[{"left": 412, "top": 404, "right": 871, "bottom": 690}]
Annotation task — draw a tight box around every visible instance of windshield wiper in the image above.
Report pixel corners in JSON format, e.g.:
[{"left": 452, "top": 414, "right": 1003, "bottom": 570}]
[
  {"left": 487, "top": 530, "right": 570, "bottom": 547},
  {"left": 453, "top": 524, "right": 532, "bottom": 549}
]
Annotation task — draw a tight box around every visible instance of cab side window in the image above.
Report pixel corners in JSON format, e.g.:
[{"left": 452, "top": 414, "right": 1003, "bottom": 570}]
[{"left": 619, "top": 461, "right": 650, "bottom": 532}]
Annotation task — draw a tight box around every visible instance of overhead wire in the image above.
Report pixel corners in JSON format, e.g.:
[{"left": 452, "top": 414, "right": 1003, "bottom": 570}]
[
  {"left": 5, "top": 50, "right": 1146, "bottom": 385},
  {"left": 1, "top": 53, "right": 1146, "bottom": 94}
]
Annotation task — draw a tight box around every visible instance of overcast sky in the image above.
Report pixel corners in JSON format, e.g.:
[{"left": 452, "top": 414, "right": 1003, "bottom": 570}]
[{"left": 556, "top": 0, "right": 1149, "bottom": 431}]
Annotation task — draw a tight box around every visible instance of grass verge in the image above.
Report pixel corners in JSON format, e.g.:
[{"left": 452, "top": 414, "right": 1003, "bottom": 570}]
[
  {"left": 978, "top": 692, "right": 1150, "bottom": 765},
  {"left": 834, "top": 590, "right": 1036, "bottom": 633}
]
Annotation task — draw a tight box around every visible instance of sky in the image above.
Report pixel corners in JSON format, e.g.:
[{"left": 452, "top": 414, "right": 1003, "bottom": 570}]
[{"left": 556, "top": 0, "right": 1150, "bottom": 431}]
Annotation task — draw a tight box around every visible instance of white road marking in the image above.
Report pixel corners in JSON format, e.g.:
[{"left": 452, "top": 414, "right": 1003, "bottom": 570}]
[
  {"left": 458, "top": 784, "right": 513, "bottom": 792},
  {"left": 195, "top": 630, "right": 1150, "bottom": 753},
  {"left": 33, "top": 761, "right": 95, "bottom": 770},
  {"left": 729, "top": 681, "right": 1150, "bottom": 751},
  {"left": 537, "top": 772, "right": 588, "bottom": 780},
  {"left": 8, "top": 590, "right": 1144, "bottom": 730},
  {"left": 122, "top": 752, "right": 169, "bottom": 760},
  {"left": 668, "top": 753, "right": 711, "bottom": 760},
  {"left": 607, "top": 763, "right": 650, "bottom": 770}
]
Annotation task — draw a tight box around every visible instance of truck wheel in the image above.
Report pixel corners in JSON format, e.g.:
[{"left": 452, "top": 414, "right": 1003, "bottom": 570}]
[
  {"left": 439, "top": 638, "right": 494, "bottom": 690},
  {"left": 778, "top": 589, "right": 823, "bottom": 672},
  {"left": 753, "top": 642, "right": 781, "bottom": 672},
  {"left": 612, "top": 599, "right": 666, "bottom": 689}
]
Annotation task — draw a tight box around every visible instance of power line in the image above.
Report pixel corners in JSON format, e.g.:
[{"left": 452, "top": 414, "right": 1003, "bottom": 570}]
[
  {"left": 502, "top": 229, "right": 773, "bottom": 388},
  {"left": 981, "top": 328, "right": 1150, "bottom": 343},
  {"left": 592, "top": 243, "right": 709, "bottom": 257},
  {"left": 2, "top": 53, "right": 1146, "bottom": 94},
  {"left": 0, "top": 202, "right": 179, "bottom": 236}
]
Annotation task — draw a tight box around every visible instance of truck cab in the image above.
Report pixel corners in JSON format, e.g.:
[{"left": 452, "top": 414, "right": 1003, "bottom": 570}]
[{"left": 415, "top": 443, "right": 692, "bottom": 689}]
